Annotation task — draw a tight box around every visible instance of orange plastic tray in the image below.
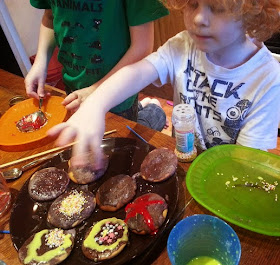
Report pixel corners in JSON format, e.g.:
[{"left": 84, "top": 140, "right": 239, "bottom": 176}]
[{"left": 0, "top": 96, "right": 67, "bottom": 151}]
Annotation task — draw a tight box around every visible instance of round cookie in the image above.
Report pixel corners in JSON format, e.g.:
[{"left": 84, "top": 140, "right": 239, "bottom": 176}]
[
  {"left": 96, "top": 174, "right": 137, "bottom": 211},
  {"left": 28, "top": 167, "right": 70, "bottom": 201},
  {"left": 125, "top": 193, "right": 168, "bottom": 235},
  {"left": 68, "top": 152, "right": 109, "bottom": 184},
  {"left": 140, "top": 148, "right": 178, "bottom": 182},
  {"left": 47, "top": 189, "right": 96, "bottom": 229},
  {"left": 18, "top": 228, "right": 76, "bottom": 265},
  {"left": 82, "top": 217, "right": 128, "bottom": 261}
]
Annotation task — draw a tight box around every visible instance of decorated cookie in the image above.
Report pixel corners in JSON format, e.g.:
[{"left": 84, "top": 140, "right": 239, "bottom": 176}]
[
  {"left": 82, "top": 217, "right": 128, "bottom": 261},
  {"left": 28, "top": 167, "right": 70, "bottom": 201},
  {"left": 96, "top": 174, "right": 137, "bottom": 211},
  {"left": 68, "top": 152, "right": 109, "bottom": 184},
  {"left": 140, "top": 148, "right": 178, "bottom": 182},
  {"left": 47, "top": 189, "right": 96, "bottom": 229},
  {"left": 125, "top": 193, "right": 168, "bottom": 235},
  {"left": 18, "top": 228, "right": 75, "bottom": 265}
]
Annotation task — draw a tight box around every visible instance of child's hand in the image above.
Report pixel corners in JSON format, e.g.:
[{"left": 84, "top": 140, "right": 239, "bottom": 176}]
[
  {"left": 62, "top": 86, "right": 95, "bottom": 112},
  {"left": 25, "top": 64, "right": 49, "bottom": 99},
  {"left": 47, "top": 103, "right": 106, "bottom": 168}
]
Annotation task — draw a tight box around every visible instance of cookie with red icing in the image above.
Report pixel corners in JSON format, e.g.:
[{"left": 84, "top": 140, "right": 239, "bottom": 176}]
[
  {"left": 47, "top": 189, "right": 96, "bottom": 229},
  {"left": 82, "top": 217, "right": 129, "bottom": 261},
  {"left": 28, "top": 167, "right": 70, "bottom": 201},
  {"left": 140, "top": 148, "right": 177, "bottom": 182},
  {"left": 125, "top": 193, "right": 168, "bottom": 235},
  {"left": 68, "top": 152, "right": 109, "bottom": 184},
  {"left": 18, "top": 228, "right": 75, "bottom": 265},
  {"left": 96, "top": 174, "right": 137, "bottom": 211}
]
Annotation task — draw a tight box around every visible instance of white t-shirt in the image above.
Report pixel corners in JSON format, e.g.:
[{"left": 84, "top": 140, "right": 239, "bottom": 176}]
[{"left": 145, "top": 31, "right": 280, "bottom": 150}]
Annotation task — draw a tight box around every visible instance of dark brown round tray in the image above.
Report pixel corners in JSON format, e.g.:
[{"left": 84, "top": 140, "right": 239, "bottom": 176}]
[{"left": 10, "top": 137, "right": 181, "bottom": 265}]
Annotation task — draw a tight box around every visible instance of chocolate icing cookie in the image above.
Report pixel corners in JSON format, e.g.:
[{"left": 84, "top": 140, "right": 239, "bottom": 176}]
[
  {"left": 125, "top": 193, "right": 168, "bottom": 235},
  {"left": 68, "top": 152, "right": 109, "bottom": 184},
  {"left": 140, "top": 148, "right": 178, "bottom": 182},
  {"left": 96, "top": 174, "right": 137, "bottom": 211},
  {"left": 82, "top": 217, "right": 128, "bottom": 261},
  {"left": 47, "top": 189, "right": 96, "bottom": 229},
  {"left": 28, "top": 167, "right": 70, "bottom": 201},
  {"left": 18, "top": 228, "right": 76, "bottom": 265}
]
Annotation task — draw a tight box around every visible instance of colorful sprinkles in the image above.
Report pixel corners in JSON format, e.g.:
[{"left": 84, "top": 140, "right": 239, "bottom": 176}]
[
  {"left": 59, "top": 190, "right": 86, "bottom": 216},
  {"left": 45, "top": 228, "right": 66, "bottom": 248},
  {"left": 94, "top": 222, "right": 125, "bottom": 246}
]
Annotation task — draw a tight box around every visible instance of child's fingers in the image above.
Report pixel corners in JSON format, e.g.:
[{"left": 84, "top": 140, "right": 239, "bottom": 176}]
[
  {"left": 89, "top": 133, "right": 104, "bottom": 170},
  {"left": 25, "top": 81, "right": 39, "bottom": 99},
  {"left": 37, "top": 80, "right": 46, "bottom": 98},
  {"left": 65, "top": 100, "right": 81, "bottom": 112},
  {"left": 71, "top": 134, "right": 103, "bottom": 169},
  {"left": 47, "top": 122, "right": 69, "bottom": 138},
  {"left": 62, "top": 92, "right": 78, "bottom": 105}
]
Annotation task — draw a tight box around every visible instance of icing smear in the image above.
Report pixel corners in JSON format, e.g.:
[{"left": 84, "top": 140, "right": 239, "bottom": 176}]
[{"left": 24, "top": 229, "right": 72, "bottom": 264}]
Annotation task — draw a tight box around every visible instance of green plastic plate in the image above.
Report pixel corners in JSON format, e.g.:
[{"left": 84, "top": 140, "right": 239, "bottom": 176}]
[{"left": 186, "top": 144, "right": 280, "bottom": 236}]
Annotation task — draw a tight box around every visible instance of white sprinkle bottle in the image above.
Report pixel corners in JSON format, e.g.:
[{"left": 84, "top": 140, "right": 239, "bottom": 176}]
[{"left": 172, "top": 104, "right": 197, "bottom": 162}]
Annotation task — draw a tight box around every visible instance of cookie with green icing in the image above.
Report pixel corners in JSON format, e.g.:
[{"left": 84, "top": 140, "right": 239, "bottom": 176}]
[
  {"left": 47, "top": 189, "right": 96, "bottom": 229},
  {"left": 82, "top": 217, "right": 128, "bottom": 261},
  {"left": 18, "top": 228, "right": 75, "bottom": 265}
]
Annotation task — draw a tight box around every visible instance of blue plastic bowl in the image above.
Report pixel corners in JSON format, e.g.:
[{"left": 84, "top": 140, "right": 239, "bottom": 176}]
[{"left": 167, "top": 214, "right": 241, "bottom": 265}]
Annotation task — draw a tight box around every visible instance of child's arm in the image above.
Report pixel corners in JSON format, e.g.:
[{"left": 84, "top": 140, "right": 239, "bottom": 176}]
[
  {"left": 48, "top": 59, "right": 158, "bottom": 166},
  {"left": 62, "top": 22, "right": 154, "bottom": 111},
  {"left": 25, "top": 9, "right": 56, "bottom": 99}
]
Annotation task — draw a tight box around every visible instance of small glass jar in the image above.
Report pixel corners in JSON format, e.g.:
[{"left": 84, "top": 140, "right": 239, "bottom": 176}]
[
  {"left": 172, "top": 104, "right": 197, "bottom": 162},
  {"left": 9, "top": 95, "right": 26, "bottom": 107}
]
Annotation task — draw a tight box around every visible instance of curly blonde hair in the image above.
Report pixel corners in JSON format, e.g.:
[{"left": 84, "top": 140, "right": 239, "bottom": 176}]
[{"left": 160, "top": 0, "right": 280, "bottom": 42}]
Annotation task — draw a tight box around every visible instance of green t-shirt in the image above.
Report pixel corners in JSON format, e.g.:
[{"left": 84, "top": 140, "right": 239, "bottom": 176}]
[{"left": 30, "top": 0, "right": 169, "bottom": 113}]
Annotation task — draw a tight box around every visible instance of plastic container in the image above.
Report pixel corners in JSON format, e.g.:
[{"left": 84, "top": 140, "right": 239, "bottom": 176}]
[
  {"left": 167, "top": 214, "right": 241, "bottom": 265},
  {"left": 172, "top": 104, "right": 197, "bottom": 162}
]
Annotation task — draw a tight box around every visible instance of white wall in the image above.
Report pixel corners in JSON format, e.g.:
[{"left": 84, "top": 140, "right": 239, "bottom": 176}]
[
  {"left": 4, "top": 0, "right": 43, "bottom": 57},
  {"left": 0, "top": 0, "right": 43, "bottom": 76}
]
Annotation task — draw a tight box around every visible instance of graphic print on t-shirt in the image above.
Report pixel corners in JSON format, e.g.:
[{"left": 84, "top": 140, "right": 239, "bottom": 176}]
[
  {"left": 51, "top": 0, "right": 105, "bottom": 87},
  {"left": 181, "top": 59, "right": 252, "bottom": 148}
]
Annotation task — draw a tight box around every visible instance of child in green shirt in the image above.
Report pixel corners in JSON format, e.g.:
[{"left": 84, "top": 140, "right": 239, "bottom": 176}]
[{"left": 25, "top": 0, "right": 169, "bottom": 120}]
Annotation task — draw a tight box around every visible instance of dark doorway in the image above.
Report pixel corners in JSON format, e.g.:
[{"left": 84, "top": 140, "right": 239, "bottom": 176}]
[{"left": 0, "top": 25, "right": 23, "bottom": 77}]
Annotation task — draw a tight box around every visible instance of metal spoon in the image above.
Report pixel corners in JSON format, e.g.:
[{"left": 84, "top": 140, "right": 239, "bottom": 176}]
[
  {"left": 16, "top": 97, "right": 48, "bottom": 133},
  {"left": 3, "top": 152, "right": 62, "bottom": 180}
]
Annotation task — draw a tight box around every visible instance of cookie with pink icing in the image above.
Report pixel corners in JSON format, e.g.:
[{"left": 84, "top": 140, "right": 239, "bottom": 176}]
[{"left": 82, "top": 217, "right": 128, "bottom": 261}]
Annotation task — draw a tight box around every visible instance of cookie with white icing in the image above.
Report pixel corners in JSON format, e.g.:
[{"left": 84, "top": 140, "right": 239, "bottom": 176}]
[
  {"left": 96, "top": 174, "right": 137, "bottom": 211},
  {"left": 140, "top": 148, "right": 177, "bottom": 182},
  {"left": 82, "top": 218, "right": 128, "bottom": 261},
  {"left": 47, "top": 189, "right": 96, "bottom": 229},
  {"left": 28, "top": 167, "right": 69, "bottom": 201},
  {"left": 18, "top": 228, "right": 75, "bottom": 265}
]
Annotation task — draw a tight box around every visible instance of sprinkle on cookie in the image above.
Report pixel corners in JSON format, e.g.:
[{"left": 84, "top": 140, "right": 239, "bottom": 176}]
[
  {"left": 59, "top": 190, "right": 86, "bottom": 217},
  {"left": 45, "top": 229, "right": 66, "bottom": 248}
]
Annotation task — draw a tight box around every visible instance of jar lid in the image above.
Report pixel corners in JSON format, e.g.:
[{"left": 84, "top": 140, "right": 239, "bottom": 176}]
[{"left": 172, "top": 104, "right": 195, "bottom": 121}]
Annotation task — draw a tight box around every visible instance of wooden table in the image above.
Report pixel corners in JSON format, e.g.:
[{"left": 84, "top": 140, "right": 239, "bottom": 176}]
[{"left": 0, "top": 69, "right": 280, "bottom": 265}]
